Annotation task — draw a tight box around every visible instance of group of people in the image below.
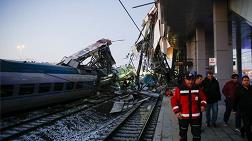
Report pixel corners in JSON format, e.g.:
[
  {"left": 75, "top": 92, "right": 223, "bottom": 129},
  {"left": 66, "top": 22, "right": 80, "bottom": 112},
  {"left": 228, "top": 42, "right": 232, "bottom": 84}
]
[{"left": 170, "top": 71, "right": 252, "bottom": 141}]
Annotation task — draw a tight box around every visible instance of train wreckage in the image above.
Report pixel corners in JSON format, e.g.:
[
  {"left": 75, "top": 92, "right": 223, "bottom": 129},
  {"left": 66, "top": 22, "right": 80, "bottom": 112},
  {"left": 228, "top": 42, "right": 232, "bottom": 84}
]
[{"left": 1, "top": 4, "right": 178, "bottom": 115}]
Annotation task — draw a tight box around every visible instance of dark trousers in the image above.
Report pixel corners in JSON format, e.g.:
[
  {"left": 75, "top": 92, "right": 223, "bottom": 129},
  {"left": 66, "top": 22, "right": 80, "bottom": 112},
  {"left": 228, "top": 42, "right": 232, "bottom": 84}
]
[
  {"left": 235, "top": 111, "right": 241, "bottom": 129},
  {"left": 206, "top": 102, "right": 218, "bottom": 125},
  {"left": 179, "top": 118, "right": 201, "bottom": 141},
  {"left": 224, "top": 98, "right": 232, "bottom": 123},
  {"left": 224, "top": 98, "right": 241, "bottom": 128},
  {"left": 242, "top": 113, "right": 252, "bottom": 141}
]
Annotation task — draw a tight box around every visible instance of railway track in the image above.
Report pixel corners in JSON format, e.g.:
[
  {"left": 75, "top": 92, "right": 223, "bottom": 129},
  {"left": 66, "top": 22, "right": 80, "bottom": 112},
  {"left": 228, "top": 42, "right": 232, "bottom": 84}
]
[
  {"left": 1, "top": 92, "right": 161, "bottom": 141},
  {"left": 0, "top": 94, "right": 116, "bottom": 141},
  {"left": 83, "top": 96, "right": 161, "bottom": 141},
  {"left": 104, "top": 97, "right": 160, "bottom": 141},
  {"left": 140, "top": 96, "right": 162, "bottom": 141}
]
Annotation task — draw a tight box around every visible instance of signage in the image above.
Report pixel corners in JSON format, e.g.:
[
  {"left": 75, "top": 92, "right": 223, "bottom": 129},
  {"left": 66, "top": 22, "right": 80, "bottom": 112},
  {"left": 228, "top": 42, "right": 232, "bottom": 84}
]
[{"left": 209, "top": 58, "right": 216, "bottom": 66}]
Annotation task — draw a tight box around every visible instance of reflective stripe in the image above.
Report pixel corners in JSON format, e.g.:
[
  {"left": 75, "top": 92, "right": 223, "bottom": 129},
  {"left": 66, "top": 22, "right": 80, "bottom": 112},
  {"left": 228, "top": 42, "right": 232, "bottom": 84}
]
[
  {"left": 173, "top": 106, "right": 179, "bottom": 110},
  {"left": 180, "top": 90, "right": 189, "bottom": 94},
  {"left": 181, "top": 127, "right": 187, "bottom": 130},
  {"left": 191, "top": 90, "right": 199, "bottom": 93},
  {"left": 180, "top": 90, "right": 199, "bottom": 93},
  {"left": 181, "top": 113, "right": 200, "bottom": 117},
  {"left": 201, "top": 101, "right": 207, "bottom": 104}
]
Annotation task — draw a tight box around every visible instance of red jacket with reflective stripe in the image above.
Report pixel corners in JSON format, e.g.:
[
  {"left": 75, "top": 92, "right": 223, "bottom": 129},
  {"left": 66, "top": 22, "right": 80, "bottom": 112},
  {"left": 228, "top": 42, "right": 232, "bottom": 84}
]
[{"left": 171, "top": 84, "right": 207, "bottom": 119}]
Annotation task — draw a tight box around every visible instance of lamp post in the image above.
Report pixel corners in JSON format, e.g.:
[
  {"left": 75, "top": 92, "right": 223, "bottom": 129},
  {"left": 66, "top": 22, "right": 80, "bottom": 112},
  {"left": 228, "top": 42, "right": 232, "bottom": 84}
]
[{"left": 16, "top": 44, "right": 25, "bottom": 60}]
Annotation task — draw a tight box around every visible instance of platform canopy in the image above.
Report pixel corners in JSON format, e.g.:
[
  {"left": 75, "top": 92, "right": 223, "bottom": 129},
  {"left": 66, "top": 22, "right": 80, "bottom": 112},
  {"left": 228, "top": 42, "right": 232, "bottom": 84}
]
[{"left": 160, "top": 0, "right": 213, "bottom": 38}]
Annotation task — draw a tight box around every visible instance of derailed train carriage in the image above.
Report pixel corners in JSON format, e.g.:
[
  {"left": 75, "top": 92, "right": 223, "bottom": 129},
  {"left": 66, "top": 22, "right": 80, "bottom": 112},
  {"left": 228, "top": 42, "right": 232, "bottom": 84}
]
[{"left": 0, "top": 39, "right": 116, "bottom": 115}]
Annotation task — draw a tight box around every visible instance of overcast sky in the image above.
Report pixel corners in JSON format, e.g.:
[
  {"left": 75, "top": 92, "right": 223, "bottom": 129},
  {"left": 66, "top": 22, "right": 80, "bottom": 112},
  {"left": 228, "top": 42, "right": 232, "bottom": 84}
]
[{"left": 0, "top": 0, "right": 153, "bottom": 66}]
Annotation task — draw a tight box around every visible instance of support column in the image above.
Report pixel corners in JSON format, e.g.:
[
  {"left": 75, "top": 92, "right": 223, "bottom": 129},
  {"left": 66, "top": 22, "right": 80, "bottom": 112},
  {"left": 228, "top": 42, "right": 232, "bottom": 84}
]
[
  {"left": 186, "top": 37, "right": 197, "bottom": 73},
  {"left": 251, "top": 27, "right": 252, "bottom": 63},
  {"left": 196, "top": 27, "right": 206, "bottom": 76},
  {"left": 213, "top": 0, "right": 232, "bottom": 89},
  {"left": 236, "top": 20, "right": 242, "bottom": 78}
]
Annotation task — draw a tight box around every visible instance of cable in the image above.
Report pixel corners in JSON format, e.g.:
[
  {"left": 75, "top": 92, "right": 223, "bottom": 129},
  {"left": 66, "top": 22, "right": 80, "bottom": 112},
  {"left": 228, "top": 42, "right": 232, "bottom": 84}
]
[
  {"left": 118, "top": 0, "right": 145, "bottom": 39},
  {"left": 132, "top": 2, "right": 155, "bottom": 9}
]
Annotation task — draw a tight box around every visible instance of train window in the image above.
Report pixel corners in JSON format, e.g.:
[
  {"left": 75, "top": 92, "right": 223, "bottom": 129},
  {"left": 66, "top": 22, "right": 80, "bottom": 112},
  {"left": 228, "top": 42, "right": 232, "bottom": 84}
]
[
  {"left": 39, "top": 83, "right": 51, "bottom": 93},
  {"left": 0, "top": 85, "right": 14, "bottom": 97},
  {"left": 66, "top": 82, "right": 74, "bottom": 90},
  {"left": 20, "top": 84, "right": 35, "bottom": 95},
  {"left": 85, "top": 81, "right": 95, "bottom": 86},
  {"left": 54, "top": 83, "right": 64, "bottom": 91},
  {"left": 76, "top": 82, "right": 84, "bottom": 89}
]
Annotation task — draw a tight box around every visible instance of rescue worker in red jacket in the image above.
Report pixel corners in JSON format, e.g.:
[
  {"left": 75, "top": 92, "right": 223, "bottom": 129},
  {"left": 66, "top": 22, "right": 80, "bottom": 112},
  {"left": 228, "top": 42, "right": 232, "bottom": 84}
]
[{"left": 171, "top": 73, "right": 207, "bottom": 141}]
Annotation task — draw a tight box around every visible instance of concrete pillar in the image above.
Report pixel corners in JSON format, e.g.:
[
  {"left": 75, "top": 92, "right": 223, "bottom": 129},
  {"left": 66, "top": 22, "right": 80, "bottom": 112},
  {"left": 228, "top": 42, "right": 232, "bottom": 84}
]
[
  {"left": 196, "top": 27, "right": 206, "bottom": 76},
  {"left": 213, "top": 0, "right": 233, "bottom": 89},
  {"left": 186, "top": 37, "right": 197, "bottom": 72},
  {"left": 251, "top": 27, "right": 252, "bottom": 63},
  {"left": 236, "top": 21, "right": 242, "bottom": 78}
]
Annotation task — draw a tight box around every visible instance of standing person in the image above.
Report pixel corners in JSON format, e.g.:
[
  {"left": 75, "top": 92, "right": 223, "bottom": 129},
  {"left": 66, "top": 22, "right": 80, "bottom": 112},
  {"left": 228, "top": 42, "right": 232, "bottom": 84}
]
[
  {"left": 171, "top": 74, "right": 207, "bottom": 141},
  {"left": 195, "top": 74, "right": 203, "bottom": 88},
  {"left": 194, "top": 74, "right": 205, "bottom": 130},
  {"left": 222, "top": 74, "right": 241, "bottom": 130},
  {"left": 202, "top": 71, "right": 221, "bottom": 127},
  {"left": 233, "top": 75, "right": 252, "bottom": 141}
]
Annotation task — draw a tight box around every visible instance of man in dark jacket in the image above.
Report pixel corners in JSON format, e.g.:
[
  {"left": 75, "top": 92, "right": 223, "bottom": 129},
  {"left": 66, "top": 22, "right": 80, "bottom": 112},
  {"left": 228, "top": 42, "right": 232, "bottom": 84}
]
[
  {"left": 222, "top": 74, "right": 241, "bottom": 129},
  {"left": 233, "top": 75, "right": 252, "bottom": 141},
  {"left": 202, "top": 71, "right": 221, "bottom": 127},
  {"left": 195, "top": 74, "right": 203, "bottom": 88},
  {"left": 195, "top": 74, "right": 205, "bottom": 131}
]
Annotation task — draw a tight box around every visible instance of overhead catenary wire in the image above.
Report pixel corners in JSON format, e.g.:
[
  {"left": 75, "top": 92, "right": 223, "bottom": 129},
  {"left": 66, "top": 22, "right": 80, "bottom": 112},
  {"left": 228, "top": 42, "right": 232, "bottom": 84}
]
[
  {"left": 132, "top": 2, "right": 155, "bottom": 9},
  {"left": 118, "top": 0, "right": 146, "bottom": 39},
  {"left": 118, "top": 0, "right": 156, "bottom": 47}
]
